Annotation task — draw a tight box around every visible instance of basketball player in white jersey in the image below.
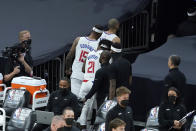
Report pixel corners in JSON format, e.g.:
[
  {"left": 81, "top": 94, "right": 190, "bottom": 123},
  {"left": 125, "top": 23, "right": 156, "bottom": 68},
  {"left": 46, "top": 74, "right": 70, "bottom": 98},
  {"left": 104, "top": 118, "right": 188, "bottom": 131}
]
[
  {"left": 100, "top": 18, "right": 121, "bottom": 44},
  {"left": 65, "top": 25, "right": 104, "bottom": 97},
  {"left": 77, "top": 40, "right": 112, "bottom": 128}
]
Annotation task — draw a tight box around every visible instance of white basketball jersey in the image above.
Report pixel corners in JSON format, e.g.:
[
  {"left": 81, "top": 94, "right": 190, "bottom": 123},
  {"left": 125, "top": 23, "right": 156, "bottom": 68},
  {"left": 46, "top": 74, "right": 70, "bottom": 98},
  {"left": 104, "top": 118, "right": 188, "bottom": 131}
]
[
  {"left": 83, "top": 50, "right": 103, "bottom": 81},
  {"left": 99, "top": 31, "right": 118, "bottom": 42},
  {"left": 71, "top": 37, "right": 99, "bottom": 80}
]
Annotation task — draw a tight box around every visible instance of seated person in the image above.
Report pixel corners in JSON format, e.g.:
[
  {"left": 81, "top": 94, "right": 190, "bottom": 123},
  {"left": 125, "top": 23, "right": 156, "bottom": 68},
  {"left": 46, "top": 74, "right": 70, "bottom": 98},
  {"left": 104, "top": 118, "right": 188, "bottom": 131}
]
[
  {"left": 60, "top": 107, "right": 80, "bottom": 131},
  {"left": 32, "top": 78, "right": 81, "bottom": 131},
  {"left": 105, "top": 86, "right": 134, "bottom": 131},
  {"left": 158, "top": 87, "right": 187, "bottom": 131},
  {"left": 109, "top": 118, "right": 126, "bottom": 131},
  {"left": 46, "top": 78, "right": 81, "bottom": 117},
  {"left": 43, "top": 115, "right": 66, "bottom": 131}
]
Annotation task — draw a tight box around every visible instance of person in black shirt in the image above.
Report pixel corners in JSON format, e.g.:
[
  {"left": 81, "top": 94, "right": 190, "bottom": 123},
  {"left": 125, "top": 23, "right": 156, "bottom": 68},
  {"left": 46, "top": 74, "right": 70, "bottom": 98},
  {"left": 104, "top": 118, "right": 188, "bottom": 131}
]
[
  {"left": 3, "top": 30, "right": 33, "bottom": 86},
  {"left": 33, "top": 78, "right": 81, "bottom": 131},
  {"left": 46, "top": 78, "right": 81, "bottom": 117},
  {"left": 165, "top": 55, "right": 186, "bottom": 97},
  {"left": 61, "top": 107, "right": 80, "bottom": 131},
  {"left": 47, "top": 107, "right": 80, "bottom": 131},
  {"left": 158, "top": 87, "right": 187, "bottom": 131},
  {"left": 105, "top": 86, "right": 134, "bottom": 131},
  {"left": 109, "top": 44, "right": 132, "bottom": 100},
  {"left": 83, "top": 50, "right": 111, "bottom": 108}
]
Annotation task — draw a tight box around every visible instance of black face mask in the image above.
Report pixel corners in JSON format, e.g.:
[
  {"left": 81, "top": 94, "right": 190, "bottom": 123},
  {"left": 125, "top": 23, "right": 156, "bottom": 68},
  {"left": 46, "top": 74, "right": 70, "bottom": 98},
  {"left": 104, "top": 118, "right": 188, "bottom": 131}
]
[
  {"left": 22, "top": 39, "right": 32, "bottom": 45},
  {"left": 65, "top": 118, "right": 74, "bottom": 125},
  {"left": 168, "top": 96, "right": 177, "bottom": 104},
  {"left": 120, "top": 100, "right": 129, "bottom": 107},
  {"left": 59, "top": 88, "right": 69, "bottom": 94}
]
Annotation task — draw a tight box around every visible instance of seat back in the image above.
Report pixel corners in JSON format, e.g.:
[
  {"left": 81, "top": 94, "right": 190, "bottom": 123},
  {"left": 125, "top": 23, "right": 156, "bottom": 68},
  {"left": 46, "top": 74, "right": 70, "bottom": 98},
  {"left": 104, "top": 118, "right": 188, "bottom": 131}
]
[
  {"left": 190, "top": 115, "right": 196, "bottom": 131},
  {"left": 94, "top": 100, "right": 117, "bottom": 125},
  {"left": 0, "top": 108, "right": 6, "bottom": 131},
  {"left": 0, "top": 84, "right": 7, "bottom": 105},
  {"left": 97, "top": 123, "right": 105, "bottom": 131},
  {"left": 3, "top": 89, "right": 31, "bottom": 116},
  {"left": 146, "top": 106, "right": 159, "bottom": 127},
  {"left": 141, "top": 107, "right": 159, "bottom": 131},
  {"left": 7, "top": 108, "right": 35, "bottom": 131}
]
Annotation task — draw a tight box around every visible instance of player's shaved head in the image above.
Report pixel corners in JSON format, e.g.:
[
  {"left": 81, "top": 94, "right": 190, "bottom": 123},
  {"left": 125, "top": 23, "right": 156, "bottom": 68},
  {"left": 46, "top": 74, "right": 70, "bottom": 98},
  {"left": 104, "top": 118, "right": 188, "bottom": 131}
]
[{"left": 108, "top": 18, "right": 120, "bottom": 29}]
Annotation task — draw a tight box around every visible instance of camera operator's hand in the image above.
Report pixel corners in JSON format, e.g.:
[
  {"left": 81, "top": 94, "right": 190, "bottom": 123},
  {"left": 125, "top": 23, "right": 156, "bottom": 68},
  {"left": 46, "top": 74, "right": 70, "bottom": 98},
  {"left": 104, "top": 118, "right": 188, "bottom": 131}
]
[
  {"left": 13, "top": 66, "right": 20, "bottom": 75},
  {"left": 18, "top": 54, "right": 25, "bottom": 63},
  {"left": 17, "top": 53, "right": 32, "bottom": 75},
  {"left": 4, "top": 66, "right": 20, "bottom": 82}
]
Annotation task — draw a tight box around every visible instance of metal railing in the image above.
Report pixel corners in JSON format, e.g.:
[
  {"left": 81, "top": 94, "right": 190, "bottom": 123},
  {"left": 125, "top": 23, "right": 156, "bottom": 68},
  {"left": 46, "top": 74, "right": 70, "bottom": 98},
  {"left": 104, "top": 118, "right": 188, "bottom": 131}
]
[
  {"left": 119, "top": 11, "right": 150, "bottom": 49},
  {"left": 33, "top": 12, "right": 151, "bottom": 92},
  {"left": 33, "top": 57, "right": 62, "bottom": 92},
  {"left": 33, "top": 0, "right": 159, "bottom": 92}
]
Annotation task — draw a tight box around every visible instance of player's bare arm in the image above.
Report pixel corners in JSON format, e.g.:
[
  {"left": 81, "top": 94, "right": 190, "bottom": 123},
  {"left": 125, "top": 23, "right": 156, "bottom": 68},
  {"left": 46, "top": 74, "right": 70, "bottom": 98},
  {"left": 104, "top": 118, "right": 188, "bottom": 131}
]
[
  {"left": 65, "top": 37, "right": 80, "bottom": 76},
  {"left": 109, "top": 79, "right": 116, "bottom": 100},
  {"left": 112, "top": 37, "right": 121, "bottom": 44}
]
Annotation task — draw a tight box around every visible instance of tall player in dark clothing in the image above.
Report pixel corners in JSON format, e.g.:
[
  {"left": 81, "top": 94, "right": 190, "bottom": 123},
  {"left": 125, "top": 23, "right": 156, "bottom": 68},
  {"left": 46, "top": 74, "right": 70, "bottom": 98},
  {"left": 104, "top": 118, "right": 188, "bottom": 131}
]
[
  {"left": 165, "top": 55, "right": 186, "bottom": 97},
  {"left": 109, "top": 44, "right": 132, "bottom": 100}
]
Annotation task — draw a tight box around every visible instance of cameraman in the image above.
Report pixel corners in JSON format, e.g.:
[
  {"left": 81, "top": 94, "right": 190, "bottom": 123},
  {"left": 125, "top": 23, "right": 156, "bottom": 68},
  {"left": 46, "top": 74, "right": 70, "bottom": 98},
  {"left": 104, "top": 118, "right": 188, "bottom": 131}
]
[{"left": 3, "top": 30, "right": 33, "bottom": 86}]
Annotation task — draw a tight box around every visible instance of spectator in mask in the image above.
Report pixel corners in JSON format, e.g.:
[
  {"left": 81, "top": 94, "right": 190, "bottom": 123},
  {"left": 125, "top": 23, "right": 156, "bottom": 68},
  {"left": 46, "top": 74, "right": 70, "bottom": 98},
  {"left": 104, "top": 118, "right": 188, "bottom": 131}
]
[
  {"left": 105, "top": 86, "right": 134, "bottom": 131},
  {"left": 33, "top": 78, "right": 81, "bottom": 131},
  {"left": 109, "top": 118, "right": 126, "bottom": 131},
  {"left": 58, "top": 107, "right": 80, "bottom": 131},
  {"left": 158, "top": 87, "right": 187, "bottom": 131},
  {"left": 46, "top": 78, "right": 81, "bottom": 117}
]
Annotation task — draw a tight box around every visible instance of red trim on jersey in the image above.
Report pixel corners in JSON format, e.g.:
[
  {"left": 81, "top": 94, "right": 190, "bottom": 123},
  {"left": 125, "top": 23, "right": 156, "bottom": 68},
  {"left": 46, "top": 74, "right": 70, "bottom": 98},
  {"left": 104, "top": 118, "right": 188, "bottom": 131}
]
[{"left": 83, "top": 80, "right": 89, "bottom": 82}]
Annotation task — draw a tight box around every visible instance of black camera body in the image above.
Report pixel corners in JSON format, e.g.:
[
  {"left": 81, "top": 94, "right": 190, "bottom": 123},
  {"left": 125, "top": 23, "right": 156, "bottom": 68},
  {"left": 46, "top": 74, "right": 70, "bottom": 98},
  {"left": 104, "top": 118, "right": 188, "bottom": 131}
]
[
  {"left": 2, "top": 39, "right": 31, "bottom": 60},
  {"left": 2, "top": 44, "right": 25, "bottom": 60}
]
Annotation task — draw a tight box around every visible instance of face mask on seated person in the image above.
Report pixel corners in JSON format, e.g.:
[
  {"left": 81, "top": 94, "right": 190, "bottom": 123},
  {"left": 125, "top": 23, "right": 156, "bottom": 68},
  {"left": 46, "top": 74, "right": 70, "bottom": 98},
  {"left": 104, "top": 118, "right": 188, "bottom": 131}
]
[
  {"left": 59, "top": 88, "right": 69, "bottom": 94},
  {"left": 120, "top": 99, "right": 129, "bottom": 107},
  {"left": 65, "top": 118, "right": 74, "bottom": 126},
  {"left": 168, "top": 96, "right": 177, "bottom": 104}
]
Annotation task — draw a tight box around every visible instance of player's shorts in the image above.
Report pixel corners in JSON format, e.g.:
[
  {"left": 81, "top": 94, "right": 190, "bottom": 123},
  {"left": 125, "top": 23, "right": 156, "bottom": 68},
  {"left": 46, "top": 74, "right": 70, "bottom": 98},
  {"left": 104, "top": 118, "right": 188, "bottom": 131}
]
[
  {"left": 79, "top": 79, "right": 94, "bottom": 98},
  {"left": 70, "top": 78, "right": 82, "bottom": 97}
]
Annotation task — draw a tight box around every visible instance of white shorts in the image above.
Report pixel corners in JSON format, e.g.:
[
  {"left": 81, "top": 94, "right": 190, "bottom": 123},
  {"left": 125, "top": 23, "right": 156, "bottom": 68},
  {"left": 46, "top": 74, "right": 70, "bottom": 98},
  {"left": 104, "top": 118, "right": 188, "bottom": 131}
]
[
  {"left": 79, "top": 80, "right": 93, "bottom": 98},
  {"left": 70, "top": 78, "right": 82, "bottom": 97}
]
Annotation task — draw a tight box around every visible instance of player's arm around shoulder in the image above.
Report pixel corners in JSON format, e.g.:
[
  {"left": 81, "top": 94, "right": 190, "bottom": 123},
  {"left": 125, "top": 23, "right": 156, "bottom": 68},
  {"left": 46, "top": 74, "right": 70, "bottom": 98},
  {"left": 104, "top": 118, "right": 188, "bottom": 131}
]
[{"left": 112, "top": 36, "right": 121, "bottom": 44}]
